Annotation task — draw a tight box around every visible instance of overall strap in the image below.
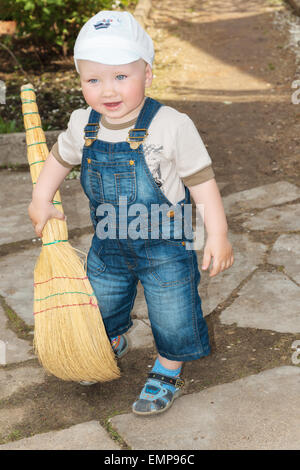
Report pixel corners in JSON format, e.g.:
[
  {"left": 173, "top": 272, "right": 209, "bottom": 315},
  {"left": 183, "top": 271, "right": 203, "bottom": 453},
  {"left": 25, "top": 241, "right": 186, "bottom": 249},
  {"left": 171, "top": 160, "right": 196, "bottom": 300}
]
[
  {"left": 135, "top": 97, "right": 163, "bottom": 129},
  {"left": 84, "top": 108, "right": 101, "bottom": 146},
  {"left": 127, "top": 97, "right": 163, "bottom": 150}
]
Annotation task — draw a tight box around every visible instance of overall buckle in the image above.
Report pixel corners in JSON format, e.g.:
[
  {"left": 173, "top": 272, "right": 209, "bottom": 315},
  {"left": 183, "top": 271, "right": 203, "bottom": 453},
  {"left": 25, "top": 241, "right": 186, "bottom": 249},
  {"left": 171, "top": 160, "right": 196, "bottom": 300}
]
[
  {"left": 126, "top": 128, "right": 148, "bottom": 149},
  {"left": 84, "top": 122, "right": 100, "bottom": 146}
]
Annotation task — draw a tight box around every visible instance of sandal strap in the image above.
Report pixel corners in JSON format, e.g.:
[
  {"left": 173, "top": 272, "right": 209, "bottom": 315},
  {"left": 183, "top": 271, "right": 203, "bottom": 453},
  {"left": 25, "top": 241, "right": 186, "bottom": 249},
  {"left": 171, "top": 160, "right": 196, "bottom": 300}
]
[{"left": 148, "top": 372, "right": 185, "bottom": 388}]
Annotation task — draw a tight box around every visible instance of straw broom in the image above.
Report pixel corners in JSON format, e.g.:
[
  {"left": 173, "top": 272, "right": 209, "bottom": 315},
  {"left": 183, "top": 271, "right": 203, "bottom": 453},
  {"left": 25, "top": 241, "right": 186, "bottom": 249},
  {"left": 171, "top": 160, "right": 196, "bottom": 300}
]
[{"left": 21, "top": 83, "right": 120, "bottom": 382}]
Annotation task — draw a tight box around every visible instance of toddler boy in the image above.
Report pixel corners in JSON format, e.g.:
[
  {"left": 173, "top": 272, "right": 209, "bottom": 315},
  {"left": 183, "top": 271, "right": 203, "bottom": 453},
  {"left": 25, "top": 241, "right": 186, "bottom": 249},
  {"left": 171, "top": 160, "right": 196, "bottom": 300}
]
[{"left": 29, "top": 10, "right": 233, "bottom": 415}]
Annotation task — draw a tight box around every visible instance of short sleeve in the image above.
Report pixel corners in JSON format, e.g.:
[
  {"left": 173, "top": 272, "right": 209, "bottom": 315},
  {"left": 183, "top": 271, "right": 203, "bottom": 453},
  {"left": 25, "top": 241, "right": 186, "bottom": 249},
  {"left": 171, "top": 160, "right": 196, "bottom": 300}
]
[
  {"left": 174, "top": 115, "right": 212, "bottom": 178},
  {"left": 53, "top": 108, "right": 89, "bottom": 167}
]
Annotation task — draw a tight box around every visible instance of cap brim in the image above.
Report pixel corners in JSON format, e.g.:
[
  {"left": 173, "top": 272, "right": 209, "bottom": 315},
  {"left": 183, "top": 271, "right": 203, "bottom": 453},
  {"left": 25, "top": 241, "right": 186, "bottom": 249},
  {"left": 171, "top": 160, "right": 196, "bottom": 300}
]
[{"left": 74, "top": 48, "right": 141, "bottom": 67}]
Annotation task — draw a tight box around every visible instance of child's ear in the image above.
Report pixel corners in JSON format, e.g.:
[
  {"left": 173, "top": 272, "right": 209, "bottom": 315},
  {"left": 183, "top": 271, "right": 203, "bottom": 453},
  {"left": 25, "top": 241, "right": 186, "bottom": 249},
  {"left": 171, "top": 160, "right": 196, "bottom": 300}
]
[{"left": 145, "top": 63, "right": 153, "bottom": 88}]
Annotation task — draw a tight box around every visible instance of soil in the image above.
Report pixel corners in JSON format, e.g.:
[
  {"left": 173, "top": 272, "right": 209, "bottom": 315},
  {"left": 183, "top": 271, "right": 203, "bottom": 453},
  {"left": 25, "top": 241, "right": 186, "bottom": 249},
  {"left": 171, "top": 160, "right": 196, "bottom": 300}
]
[{"left": 0, "top": 0, "right": 299, "bottom": 447}]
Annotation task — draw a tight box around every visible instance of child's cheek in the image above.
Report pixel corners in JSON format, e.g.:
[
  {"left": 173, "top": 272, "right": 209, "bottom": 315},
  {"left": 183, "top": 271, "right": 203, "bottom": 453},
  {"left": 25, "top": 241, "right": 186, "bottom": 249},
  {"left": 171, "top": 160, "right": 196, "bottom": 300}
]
[{"left": 81, "top": 86, "right": 92, "bottom": 105}]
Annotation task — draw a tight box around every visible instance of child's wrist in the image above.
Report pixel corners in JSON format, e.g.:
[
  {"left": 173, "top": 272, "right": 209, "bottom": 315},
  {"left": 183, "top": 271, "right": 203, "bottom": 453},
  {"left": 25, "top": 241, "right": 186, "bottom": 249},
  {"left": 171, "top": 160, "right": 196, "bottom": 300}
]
[
  {"left": 206, "top": 230, "right": 228, "bottom": 240},
  {"left": 31, "top": 197, "right": 53, "bottom": 210},
  {"left": 32, "top": 189, "right": 53, "bottom": 204}
]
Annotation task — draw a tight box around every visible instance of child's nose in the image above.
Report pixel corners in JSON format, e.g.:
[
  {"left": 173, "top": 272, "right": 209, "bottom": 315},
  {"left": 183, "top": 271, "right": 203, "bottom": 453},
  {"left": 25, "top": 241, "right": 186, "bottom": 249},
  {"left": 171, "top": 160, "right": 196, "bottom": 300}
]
[{"left": 101, "top": 79, "right": 116, "bottom": 97}]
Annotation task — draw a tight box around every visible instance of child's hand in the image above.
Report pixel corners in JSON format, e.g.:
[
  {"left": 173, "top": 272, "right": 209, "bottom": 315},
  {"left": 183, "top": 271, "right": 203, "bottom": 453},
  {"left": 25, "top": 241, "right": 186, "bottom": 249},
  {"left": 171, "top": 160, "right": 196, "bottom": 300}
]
[
  {"left": 201, "top": 234, "right": 234, "bottom": 277},
  {"left": 28, "top": 199, "right": 66, "bottom": 238}
]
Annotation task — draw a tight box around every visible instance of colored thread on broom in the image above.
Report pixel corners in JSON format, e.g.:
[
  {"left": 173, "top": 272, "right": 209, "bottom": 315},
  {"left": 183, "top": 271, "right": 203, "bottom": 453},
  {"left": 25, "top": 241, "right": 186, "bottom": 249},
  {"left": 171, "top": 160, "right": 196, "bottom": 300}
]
[
  {"left": 34, "top": 298, "right": 98, "bottom": 315},
  {"left": 21, "top": 99, "right": 36, "bottom": 103},
  {"left": 21, "top": 87, "right": 35, "bottom": 92},
  {"left": 23, "top": 112, "right": 39, "bottom": 115},
  {"left": 34, "top": 275, "right": 89, "bottom": 286},
  {"left": 26, "top": 126, "right": 42, "bottom": 131},
  {"left": 35, "top": 290, "right": 95, "bottom": 302},
  {"left": 43, "top": 239, "right": 68, "bottom": 246},
  {"left": 28, "top": 142, "right": 47, "bottom": 147},
  {"left": 29, "top": 159, "right": 45, "bottom": 164}
]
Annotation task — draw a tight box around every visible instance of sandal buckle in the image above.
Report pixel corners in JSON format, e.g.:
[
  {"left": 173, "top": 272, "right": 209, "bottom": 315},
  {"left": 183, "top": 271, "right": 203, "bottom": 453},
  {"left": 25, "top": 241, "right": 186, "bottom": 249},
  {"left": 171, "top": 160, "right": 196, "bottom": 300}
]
[
  {"left": 148, "top": 372, "right": 185, "bottom": 389},
  {"left": 175, "top": 378, "right": 185, "bottom": 388}
]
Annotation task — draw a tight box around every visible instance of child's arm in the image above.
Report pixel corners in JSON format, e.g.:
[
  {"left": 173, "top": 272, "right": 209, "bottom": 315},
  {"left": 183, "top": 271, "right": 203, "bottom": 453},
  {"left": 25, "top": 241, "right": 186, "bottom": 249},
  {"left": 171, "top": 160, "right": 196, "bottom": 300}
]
[
  {"left": 28, "top": 151, "right": 72, "bottom": 237},
  {"left": 188, "top": 178, "right": 234, "bottom": 277}
]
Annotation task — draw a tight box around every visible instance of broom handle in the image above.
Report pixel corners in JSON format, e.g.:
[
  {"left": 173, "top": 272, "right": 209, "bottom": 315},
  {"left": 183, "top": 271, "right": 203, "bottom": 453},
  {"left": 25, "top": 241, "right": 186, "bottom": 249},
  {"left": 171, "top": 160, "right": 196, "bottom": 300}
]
[{"left": 21, "top": 83, "right": 68, "bottom": 245}]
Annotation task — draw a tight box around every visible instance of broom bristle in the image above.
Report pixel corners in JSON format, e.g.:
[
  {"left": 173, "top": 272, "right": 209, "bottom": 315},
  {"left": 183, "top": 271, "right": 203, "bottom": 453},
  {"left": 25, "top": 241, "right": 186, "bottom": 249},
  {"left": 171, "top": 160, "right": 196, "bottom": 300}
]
[
  {"left": 34, "top": 243, "right": 120, "bottom": 382},
  {"left": 21, "top": 83, "right": 121, "bottom": 382}
]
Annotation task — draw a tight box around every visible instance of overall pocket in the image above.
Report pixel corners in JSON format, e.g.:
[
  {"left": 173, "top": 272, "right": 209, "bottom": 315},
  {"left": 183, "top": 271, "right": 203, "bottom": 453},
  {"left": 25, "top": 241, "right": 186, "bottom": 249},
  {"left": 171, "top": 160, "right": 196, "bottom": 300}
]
[
  {"left": 86, "top": 241, "right": 106, "bottom": 276},
  {"left": 88, "top": 160, "right": 136, "bottom": 205},
  {"left": 145, "top": 239, "right": 193, "bottom": 287}
]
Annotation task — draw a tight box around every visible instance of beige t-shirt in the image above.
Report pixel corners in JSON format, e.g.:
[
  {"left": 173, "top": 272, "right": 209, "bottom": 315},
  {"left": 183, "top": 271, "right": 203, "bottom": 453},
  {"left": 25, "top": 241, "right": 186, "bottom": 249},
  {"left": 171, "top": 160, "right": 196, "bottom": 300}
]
[{"left": 52, "top": 104, "right": 214, "bottom": 205}]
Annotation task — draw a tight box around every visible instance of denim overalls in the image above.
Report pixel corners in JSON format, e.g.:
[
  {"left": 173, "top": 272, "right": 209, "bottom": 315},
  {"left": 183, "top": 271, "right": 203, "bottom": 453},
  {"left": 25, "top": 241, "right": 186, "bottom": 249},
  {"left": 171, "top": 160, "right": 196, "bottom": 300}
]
[{"left": 80, "top": 97, "right": 210, "bottom": 361}]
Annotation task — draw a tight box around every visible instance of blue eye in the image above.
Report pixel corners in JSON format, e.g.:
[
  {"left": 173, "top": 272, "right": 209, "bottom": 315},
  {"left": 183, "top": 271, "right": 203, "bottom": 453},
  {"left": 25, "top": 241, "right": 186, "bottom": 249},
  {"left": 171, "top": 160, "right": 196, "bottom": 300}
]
[
  {"left": 88, "top": 79, "right": 98, "bottom": 84},
  {"left": 116, "top": 75, "right": 127, "bottom": 81}
]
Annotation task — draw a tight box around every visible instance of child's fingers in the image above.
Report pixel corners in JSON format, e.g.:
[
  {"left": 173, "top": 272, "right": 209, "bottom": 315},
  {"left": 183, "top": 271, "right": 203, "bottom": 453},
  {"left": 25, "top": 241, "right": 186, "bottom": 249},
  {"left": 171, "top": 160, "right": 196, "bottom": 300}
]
[
  {"left": 34, "top": 209, "right": 66, "bottom": 238},
  {"left": 209, "top": 259, "right": 221, "bottom": 277},
  {"left": 210, "top": 255, "right": 234, "bottom": 277},
  {"left": 201, "top": 250, "right": 212, "bottom": 270},
  {"left": 34, "top": 222, "right": 45, "bottom": 238},
  {"left": 52, "top": 209, "right": 66, "bottom": 221},
  {"left": 226, "top": 255, "right": 234, "bottom": 269}
]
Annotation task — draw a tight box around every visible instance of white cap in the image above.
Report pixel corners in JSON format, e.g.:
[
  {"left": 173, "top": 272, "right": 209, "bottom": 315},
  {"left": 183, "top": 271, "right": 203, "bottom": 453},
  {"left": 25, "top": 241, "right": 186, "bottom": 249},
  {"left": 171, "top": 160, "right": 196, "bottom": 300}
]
[{"left": 74, "top": 10, "right": 154, "bottom": 72}]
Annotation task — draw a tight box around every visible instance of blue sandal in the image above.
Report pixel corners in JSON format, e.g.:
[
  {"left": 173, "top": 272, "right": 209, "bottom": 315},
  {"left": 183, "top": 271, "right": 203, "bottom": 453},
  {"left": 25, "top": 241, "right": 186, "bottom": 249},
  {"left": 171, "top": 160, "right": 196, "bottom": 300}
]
[
  {"left": 111, "top": 334, "right": 129, "bottom": 358},
  {"left": 132, "top": 372, "right": 185, "bottom": 416}
]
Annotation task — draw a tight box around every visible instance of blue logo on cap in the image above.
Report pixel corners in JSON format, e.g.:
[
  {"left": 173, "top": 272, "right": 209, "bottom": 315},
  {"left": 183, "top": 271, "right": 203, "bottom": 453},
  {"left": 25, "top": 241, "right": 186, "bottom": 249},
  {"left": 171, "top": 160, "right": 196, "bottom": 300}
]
[{"left": 94, "top": 19, "right": 113, "bottom": 30}]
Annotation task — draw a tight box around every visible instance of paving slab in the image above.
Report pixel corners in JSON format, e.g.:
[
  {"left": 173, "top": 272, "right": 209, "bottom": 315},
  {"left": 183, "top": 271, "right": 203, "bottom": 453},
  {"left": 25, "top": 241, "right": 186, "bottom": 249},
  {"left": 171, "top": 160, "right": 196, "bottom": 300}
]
[
  {"left": 268, "top": 234, "right": 300, "bottom": 284},
  {"left": 0, "top": 407, "right": 26, "bottom": 438},
  {"left": 126, "top": 319, "right": 154, "bottom": 349},
  {"left": 223, "top": 181, "right": 300, "bottom": 216},
  {"left": 242, "top": 202, "right": 300, "bottom": 232},
  {"left": 110, "top": 366, "right": 300, "bottom": 450},
  {"left": 0, "top": 365, "right": 46, "bottom": 400},
  {"left": 0, "top": 171, "right": 90, "bottom": 245},
  {"left": 0, "top": 305, "right": 34, "bottom": 364},
  {"left": 0, "top": 246, "right": 42, "bottom": 326},
  {"left": 220, "top": 271, "right": 300, "bottom": 333},
  {"left": 132, "top": 282, "right": 148, "bottom": 320},
  {"left": 0, "top": 420, "right": 121, "bottom": 450},
  {"left": 197, "top": 232, "right": 267, "bottom": 315}
]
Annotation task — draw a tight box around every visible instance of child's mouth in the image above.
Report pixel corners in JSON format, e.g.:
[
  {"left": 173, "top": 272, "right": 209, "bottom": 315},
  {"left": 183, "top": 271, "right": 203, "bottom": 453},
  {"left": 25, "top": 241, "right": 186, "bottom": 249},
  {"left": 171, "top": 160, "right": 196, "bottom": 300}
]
[{"left": 103, "top": 101, "right": 122, "bottom": 109}]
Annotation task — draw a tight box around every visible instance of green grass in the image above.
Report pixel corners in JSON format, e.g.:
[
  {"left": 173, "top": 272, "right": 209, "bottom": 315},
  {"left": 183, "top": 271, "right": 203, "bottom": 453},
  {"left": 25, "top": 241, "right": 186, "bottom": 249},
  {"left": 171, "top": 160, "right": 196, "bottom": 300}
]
[{"left": 0, "top": 115, "right": 23, "bottom": 133}]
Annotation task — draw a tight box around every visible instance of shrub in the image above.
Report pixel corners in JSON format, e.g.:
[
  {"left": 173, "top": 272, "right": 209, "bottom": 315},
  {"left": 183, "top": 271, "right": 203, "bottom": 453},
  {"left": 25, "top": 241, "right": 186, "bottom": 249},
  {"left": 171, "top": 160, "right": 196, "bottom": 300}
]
[{"left": 0, "top": 0, "right": 137, "bottom": 56}]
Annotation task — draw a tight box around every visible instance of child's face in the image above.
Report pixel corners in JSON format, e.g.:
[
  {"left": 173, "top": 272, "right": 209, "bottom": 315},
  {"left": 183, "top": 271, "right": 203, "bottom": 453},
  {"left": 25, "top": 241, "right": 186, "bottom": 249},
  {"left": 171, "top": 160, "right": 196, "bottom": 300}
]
[{"left": 78, "top": 58, "right": 153, "bottom": 123}]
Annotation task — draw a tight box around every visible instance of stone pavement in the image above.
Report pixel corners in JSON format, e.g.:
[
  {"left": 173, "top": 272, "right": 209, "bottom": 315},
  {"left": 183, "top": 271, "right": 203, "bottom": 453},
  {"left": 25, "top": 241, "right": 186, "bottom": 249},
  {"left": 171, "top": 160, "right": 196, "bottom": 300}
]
[
  {"left": 0, "top": 0, "right": 300, "bottom": 452},
  {"left": 0, "top": 174, "right": 299, "bottom": 450}
]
